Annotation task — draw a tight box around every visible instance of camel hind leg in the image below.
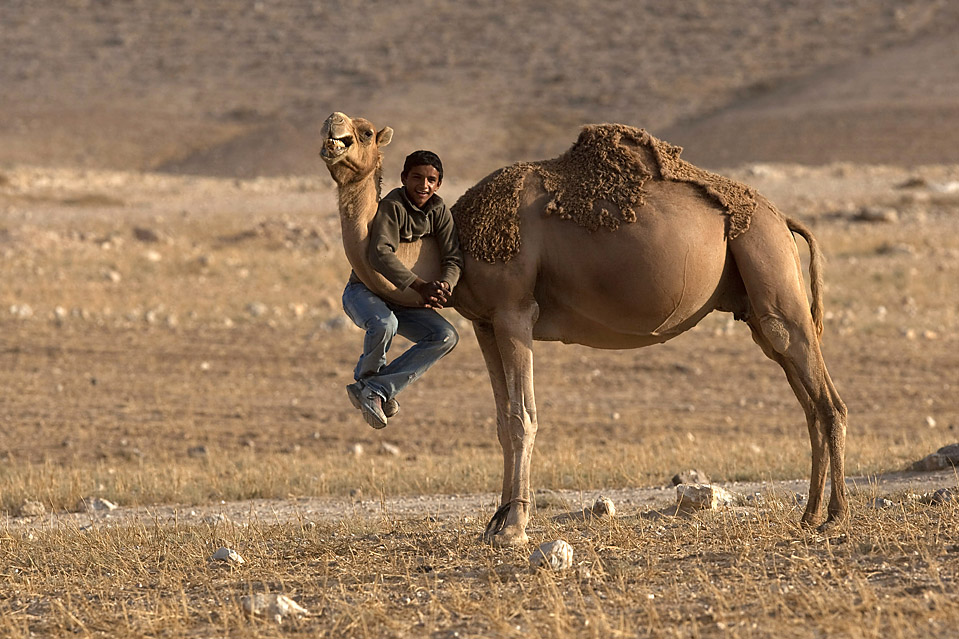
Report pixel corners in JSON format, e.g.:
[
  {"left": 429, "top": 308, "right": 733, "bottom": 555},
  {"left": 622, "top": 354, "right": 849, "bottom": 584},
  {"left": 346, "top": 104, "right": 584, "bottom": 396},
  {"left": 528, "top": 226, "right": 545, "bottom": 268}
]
[
  {"left": 731, "top": 206, "right": 848, "bottom": 528},
  {"left": 745, "top": 318, "right": 829, "bottom": 526}
]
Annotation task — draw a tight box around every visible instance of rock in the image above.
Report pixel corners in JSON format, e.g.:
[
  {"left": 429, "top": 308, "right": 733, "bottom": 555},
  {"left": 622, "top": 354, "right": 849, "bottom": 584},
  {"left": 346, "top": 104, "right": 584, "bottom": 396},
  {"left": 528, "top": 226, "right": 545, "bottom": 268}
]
[
  {"left": 672, "top": 469, "right": 710, "bottom": 486},
  {"left": 247, "top": 302, "right": 268, "bottom": 318},
  {"left": 936, "top": 443, "right": 959, "bottom": 464},
  {"left": 897, "top": 176, "right": 928, "bottom": 189},
  {"left": 349, "top": 443, "right": 364, "bottom": 457},
  {"left": 912, "top": 453, "right": 950, "bottom": 472},
  {"left": 321, "top": 316, "right": 350, "bottom": 331},
  {"left": 19, "top": 500, "right": 46, "bottom": 517},
  {"left": 875, "top": 242, "right": 915, "bottom": 256},
  {"left": 869, "top": 497, "right": 895, "bottom": 509},
  {"left": 240, "top": 594, "right": 309, "bottom": 622},
  {"left": 929, "top": 488, "right": 956, "bottom": 505},
  {"left": 379, "top": 442, "right": 401, "bottom": 456},
  {"left": 187, "top": 445, "right": 208, "bottom": 458},
  {"left": 676, "top": 484, "right": 734, "bottom": 512},
  {"left": 83, "top": 497, "right": 118, "bottom": 512},
  {"left": 132, "top": 227, "right": 160, "bottom": 243},
  {"left": 9, "top": 304, "right": 33, "bottom": 319},
  {"left": 529, "top": 539, "right": 574, "bottom": 571},
  {"left": 589, "top": 496, "right": 616, "bottom": 518},
  {"left": 211, "top": 547, "right": 245, "bottom": 565},
  {"left": 853, "top": 206, "right": 898, "bottom": 223}
]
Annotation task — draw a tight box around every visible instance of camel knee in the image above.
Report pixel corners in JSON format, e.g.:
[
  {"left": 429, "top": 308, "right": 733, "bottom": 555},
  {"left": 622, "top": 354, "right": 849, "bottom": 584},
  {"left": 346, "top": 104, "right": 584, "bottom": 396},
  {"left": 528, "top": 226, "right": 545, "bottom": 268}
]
[
  {"left": 506, "top": 401, "right": 537, "bottom": 441},
  {"left": 758, "top": 315, "right": 791, "bottom": 355}
]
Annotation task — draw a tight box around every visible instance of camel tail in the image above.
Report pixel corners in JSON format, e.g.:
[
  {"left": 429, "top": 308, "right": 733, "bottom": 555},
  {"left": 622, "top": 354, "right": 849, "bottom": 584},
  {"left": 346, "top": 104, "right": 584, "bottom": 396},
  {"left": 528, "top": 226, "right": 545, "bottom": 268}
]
[{"left": 786, "top": 216, "right": 825, "bottom": 340}]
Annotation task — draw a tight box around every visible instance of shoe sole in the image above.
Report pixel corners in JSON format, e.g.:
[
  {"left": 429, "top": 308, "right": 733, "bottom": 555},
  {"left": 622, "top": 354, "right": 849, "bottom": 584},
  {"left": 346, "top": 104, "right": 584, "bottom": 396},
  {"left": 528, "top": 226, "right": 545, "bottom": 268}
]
[
  {"left": 346, "top": 384, "right": 362, "bottom": 410},
  {"left": 363, "top": 408, "right": 387, "bottom": 429}
]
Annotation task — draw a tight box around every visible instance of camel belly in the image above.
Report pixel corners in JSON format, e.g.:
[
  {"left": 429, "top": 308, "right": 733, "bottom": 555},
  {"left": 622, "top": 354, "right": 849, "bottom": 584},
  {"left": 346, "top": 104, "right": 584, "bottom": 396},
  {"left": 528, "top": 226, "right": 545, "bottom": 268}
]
[
  {"left": 351, "top": 238, "right": 443, "bottom": 307},
  {"left": 532, "top": 205, "right": 728, "bottom": 347}
]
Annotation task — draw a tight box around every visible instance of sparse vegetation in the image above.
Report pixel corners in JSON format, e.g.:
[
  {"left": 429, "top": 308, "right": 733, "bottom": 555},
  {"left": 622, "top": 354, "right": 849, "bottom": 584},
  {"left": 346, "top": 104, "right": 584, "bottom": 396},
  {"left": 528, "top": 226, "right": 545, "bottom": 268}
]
[
  {"left": 0, "top": 164, "right": 957, "bottom": 636},
  {"left": 2, "top": 0, "right": 959, "bottom": 633}
]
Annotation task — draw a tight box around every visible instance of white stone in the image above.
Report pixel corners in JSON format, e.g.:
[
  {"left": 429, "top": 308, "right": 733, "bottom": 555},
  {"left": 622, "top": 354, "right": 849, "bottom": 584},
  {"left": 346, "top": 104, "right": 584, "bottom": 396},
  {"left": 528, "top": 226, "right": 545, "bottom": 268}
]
[
  {"left": 672, "top": 469, "right": 710, "bottom": 486},
  {"left": 589, "top": 496, "right": 616, "bottom": 518},
  {"left": 247, "top": 302, "right": 268, "bottom": 317},
  {"left": 529, "top": 539, "right": 574, "bottom": 571},
  {"left": 676, "top": 484, "right": 734, "bottom": 512},
  {"left": 240, "top": 594, "right": 308, "bottom": 622},
  {"left": 87, "top": 497, "right": 118, "bottom": 512},
  {"left": 379, "top": 442, "right": 401, "bottom": 456},
  {"left": 211, "top": 547, "right": 245, "bottom": 565}
]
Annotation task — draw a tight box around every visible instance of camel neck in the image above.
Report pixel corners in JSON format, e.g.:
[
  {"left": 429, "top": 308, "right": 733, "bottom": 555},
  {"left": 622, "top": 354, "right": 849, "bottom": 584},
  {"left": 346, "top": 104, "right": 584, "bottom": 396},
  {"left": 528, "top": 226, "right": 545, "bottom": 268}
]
[
  {"left": 337, "top": 165, "right": 382, "bottom": 222},
  {"left": 336, "top": 165, "right": 384, "bottom": 286}
]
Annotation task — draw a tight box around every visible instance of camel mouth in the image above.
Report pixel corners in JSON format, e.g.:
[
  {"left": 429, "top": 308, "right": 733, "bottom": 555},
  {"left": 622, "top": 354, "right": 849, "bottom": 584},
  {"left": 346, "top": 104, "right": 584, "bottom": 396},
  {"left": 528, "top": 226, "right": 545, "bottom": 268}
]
[{"left": 320, "top": 133, "right": 354, "bottom": 162}]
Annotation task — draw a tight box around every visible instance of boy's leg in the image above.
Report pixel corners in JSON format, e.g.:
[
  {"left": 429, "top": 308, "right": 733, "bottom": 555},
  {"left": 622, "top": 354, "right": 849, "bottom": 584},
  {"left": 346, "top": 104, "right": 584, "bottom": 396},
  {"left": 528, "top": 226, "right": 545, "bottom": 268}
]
[
  {"left": 364, "top": 307, "right": 459, "bottom": 400},
  {"left": 341, "top": 280, "right": 398, "bottom": 381}
]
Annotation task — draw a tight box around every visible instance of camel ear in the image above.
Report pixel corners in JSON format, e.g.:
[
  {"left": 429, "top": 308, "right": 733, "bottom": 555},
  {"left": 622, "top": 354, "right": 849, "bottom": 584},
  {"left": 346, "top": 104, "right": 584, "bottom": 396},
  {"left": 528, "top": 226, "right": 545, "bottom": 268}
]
[{"left": 377, "top": 127, "right": 393, "bottom": 147}]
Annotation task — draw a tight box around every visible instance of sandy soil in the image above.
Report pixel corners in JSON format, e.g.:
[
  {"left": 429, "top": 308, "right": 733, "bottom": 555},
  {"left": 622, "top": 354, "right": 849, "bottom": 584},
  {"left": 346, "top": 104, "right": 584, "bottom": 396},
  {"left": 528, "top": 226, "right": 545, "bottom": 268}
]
[
  {"left": 3, "top": 1, "right": 959, "bottom": 181},
  {"left": 1, "top": 1, "right": 958, "bottom": 531}
]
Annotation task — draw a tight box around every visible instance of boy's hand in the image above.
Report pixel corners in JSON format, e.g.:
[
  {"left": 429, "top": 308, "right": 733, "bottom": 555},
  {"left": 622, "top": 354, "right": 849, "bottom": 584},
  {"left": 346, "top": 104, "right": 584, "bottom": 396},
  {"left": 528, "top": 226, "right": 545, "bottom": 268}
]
[{"left": 411, "top": 279, "right": 450, "bottom": 309}]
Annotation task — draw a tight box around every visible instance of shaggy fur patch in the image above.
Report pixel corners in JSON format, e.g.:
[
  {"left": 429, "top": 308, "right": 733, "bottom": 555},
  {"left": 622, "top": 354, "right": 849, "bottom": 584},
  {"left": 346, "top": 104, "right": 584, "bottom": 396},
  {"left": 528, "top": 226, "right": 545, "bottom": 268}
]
[{"left": 452, "top": 124, "right": 756, "bottom": 263}]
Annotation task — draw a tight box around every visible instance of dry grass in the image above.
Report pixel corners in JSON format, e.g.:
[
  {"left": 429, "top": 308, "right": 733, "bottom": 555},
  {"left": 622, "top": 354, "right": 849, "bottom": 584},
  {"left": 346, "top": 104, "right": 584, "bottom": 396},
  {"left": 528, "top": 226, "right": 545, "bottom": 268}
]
[
  {"left": 1, "top": 166, "right": 958, "bottom": 636},
  {"left": 2, "top": 495, "right": 958, "bottom": 638}
]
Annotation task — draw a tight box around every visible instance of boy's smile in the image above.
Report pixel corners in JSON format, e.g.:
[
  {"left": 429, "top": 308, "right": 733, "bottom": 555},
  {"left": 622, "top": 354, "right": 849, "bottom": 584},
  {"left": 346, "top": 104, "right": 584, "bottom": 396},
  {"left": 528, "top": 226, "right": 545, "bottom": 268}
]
[{"left": 402, "top": 164, "right": 442, "bottom": 208}]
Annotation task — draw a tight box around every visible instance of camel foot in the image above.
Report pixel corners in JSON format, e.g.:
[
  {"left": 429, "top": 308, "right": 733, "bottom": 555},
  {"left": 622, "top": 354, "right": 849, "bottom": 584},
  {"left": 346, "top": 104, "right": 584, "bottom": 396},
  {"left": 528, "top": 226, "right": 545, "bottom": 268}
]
[
  {"left": 483, "top": 503, "right": 511, "bottom": 543},
  {"left": 488, "top": 527, "right": 530, "bottom": 547},
  {"left": 817, "top": 512, "right": 849, "bottom": 535}
]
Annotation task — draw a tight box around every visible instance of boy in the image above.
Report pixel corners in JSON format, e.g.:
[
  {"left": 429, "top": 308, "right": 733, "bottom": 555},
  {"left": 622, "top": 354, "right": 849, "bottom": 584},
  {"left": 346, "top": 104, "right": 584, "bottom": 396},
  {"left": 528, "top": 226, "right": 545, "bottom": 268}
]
[{"left": 342, "top": 150, "right": 464, "bottom": 429}]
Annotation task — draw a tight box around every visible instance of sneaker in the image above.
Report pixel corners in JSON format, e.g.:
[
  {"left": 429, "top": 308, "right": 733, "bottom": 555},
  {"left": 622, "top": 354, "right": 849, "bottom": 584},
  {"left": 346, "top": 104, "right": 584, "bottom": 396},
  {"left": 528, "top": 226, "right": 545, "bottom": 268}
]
[
  {"left": 383, "top": 397, "right": 400, "bottom": 419},
  {"left": 358, "top": 387, "right": 388, "bottom": 429},
  {"left": 346, "top": 382, "right": 364, "bottom": 410}
]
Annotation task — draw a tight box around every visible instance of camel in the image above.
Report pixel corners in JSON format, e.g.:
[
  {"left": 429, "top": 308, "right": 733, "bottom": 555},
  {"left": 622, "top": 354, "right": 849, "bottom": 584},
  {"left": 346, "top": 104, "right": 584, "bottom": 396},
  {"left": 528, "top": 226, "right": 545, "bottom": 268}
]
[{"left": 319, "top": 111, "right": 848, "bottom": 547}]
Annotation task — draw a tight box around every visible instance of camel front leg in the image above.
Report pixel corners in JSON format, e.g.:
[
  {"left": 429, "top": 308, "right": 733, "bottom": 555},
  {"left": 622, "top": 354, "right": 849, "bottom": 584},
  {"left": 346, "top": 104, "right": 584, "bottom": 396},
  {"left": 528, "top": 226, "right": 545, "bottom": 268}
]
[
  {"left": 472, "top": 321, "right": 514, "bottom": 509},
  {"left": 482, "top": 303, "right": 538, "bottom": 546}
]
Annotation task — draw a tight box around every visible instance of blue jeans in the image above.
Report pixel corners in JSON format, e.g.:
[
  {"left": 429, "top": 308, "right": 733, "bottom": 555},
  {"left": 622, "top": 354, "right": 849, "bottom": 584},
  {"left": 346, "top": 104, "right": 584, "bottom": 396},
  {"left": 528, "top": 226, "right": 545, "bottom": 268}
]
[{"left": 341, "top": 280, "right": 459, "bottom": 401}]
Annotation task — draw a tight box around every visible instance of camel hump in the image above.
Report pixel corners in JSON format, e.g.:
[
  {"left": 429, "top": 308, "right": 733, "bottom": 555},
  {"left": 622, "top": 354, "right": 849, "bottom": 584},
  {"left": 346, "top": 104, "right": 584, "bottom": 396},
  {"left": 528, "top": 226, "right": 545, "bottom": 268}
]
[
  {"left": 452, "top": 163, "right": 535, "bottom": 263},
  {"left": 453, "top": 123, "right": 760, "bottom": 264}
]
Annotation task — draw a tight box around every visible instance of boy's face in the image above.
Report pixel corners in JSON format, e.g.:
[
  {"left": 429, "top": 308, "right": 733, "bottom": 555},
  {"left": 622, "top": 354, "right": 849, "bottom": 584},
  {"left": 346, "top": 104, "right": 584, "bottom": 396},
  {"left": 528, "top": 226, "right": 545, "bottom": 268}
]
[{"left": 401, "top": 164, "right": 441, "bottom": 208}]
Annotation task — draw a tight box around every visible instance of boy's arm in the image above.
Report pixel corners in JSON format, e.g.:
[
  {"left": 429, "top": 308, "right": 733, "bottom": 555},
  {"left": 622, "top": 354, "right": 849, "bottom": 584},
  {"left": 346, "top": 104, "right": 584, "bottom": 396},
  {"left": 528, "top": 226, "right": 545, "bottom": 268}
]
[{"left": 368, "top": 202, "right": 418, "bottom": 290}]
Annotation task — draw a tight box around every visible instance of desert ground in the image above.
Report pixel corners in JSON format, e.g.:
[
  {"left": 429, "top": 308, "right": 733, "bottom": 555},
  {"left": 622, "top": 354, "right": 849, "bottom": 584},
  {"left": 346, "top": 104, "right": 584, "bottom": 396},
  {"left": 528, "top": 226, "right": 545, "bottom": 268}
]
[{"left": 1, "top": 1, "right": 958, "bottom": 637}]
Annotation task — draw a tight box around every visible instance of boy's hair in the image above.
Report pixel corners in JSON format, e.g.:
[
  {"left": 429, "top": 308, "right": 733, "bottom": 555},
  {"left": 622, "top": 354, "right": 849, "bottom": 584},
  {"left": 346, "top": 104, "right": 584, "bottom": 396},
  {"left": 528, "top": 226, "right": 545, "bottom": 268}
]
[{"left": 403, "top": 150, "right": 443, "bottom": 181}]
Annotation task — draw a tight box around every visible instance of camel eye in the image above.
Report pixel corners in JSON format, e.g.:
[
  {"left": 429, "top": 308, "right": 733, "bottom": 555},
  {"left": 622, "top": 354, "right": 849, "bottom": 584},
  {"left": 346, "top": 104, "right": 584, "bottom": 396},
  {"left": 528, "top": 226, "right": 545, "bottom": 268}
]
[{"left": 363, "top": 129, "right": 374, "bottom": 139}]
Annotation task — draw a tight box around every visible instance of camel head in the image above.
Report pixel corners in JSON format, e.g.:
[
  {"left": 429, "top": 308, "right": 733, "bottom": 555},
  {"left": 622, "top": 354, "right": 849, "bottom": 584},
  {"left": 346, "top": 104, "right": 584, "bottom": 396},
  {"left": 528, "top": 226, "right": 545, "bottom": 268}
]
[{"left": 319, "top": 112, "right": 393, "bottom": 185}]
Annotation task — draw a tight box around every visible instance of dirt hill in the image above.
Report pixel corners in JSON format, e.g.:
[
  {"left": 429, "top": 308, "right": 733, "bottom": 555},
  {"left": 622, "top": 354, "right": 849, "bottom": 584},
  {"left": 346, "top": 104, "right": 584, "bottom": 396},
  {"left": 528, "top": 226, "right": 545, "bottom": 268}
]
[{"left": 2, "top": 0, "right": 959, "bottom": 181}]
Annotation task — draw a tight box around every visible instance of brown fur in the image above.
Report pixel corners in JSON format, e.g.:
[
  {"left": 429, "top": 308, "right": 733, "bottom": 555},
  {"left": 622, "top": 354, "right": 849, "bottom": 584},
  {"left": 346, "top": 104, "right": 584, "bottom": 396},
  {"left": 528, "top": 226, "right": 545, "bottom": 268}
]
[{"left": 453, "top": 124, "right": 757, "bottom": 262}]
